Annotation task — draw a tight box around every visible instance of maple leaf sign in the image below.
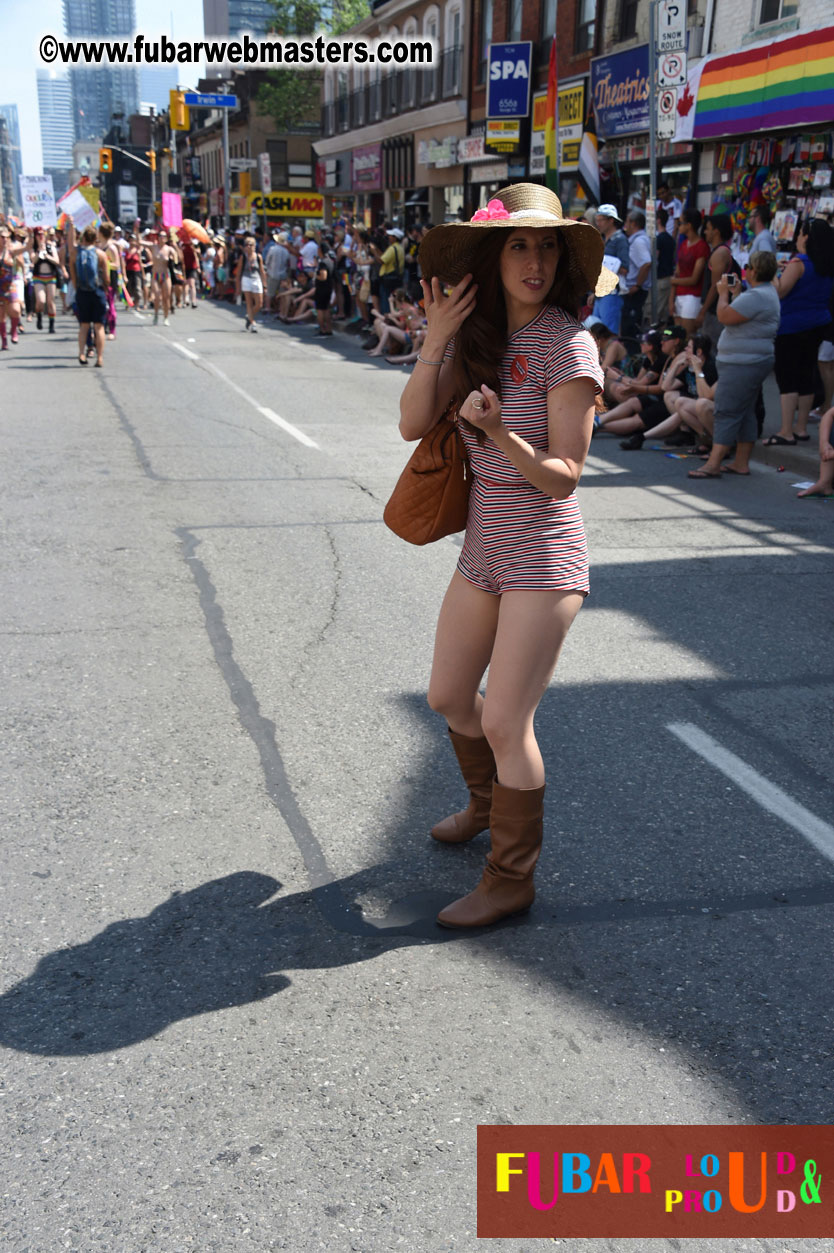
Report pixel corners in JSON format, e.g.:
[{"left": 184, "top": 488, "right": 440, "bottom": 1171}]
[{"left": 677, "top": 81, "right": 694, "bottom": 117}]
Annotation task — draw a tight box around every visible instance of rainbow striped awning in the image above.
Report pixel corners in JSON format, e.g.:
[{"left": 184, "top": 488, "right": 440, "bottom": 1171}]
[{"left": 694, "top": 26, "right": 834, "bottom": 140}]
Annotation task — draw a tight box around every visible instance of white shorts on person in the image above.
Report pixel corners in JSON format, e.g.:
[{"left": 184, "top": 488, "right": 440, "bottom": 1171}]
[
  {"left": 241, "top": 275, "right": 263, "bottom": 295},
  {"left": 674, "top": 294, "right": 702, "bottom": 320}
]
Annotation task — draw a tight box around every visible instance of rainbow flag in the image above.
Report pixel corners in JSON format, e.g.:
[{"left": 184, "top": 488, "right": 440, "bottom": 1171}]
[
  {"left": 694, "top": 26, "right": 834, "bottom": 139},
  {"left": 544, "top": 38, "right": 558, "bottom": 193}
]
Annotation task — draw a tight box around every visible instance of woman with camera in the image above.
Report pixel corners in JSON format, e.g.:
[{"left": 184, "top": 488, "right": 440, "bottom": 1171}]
[{"left": 688, "top": 250, "right": 780, "bottom": 479}]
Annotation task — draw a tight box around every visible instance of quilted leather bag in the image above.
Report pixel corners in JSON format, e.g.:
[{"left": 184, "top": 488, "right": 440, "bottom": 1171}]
[{"left": 383, "top": 409, "right": 471, "bottom": 546}]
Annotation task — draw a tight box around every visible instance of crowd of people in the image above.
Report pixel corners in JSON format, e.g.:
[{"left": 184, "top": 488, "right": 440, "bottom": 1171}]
[
  {"left": 2, "top": 196, "right": 832, "bottom": 497},
  {"left": 581, "top": 200, "right": 834, "bottom": 495}
]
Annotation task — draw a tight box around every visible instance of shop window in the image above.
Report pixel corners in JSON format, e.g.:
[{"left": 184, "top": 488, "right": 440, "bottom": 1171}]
[
  {"left": 508, "top": 0, "right": 522, "bottom": 41},
  {"left": 540, "top": 0, "right": 556, "bottom": 40},
  {"left": 266, "top": 139, "right": 287, "bottom": 188},
  {"left": 575, "top": 0, "right": 595, "bottom": 53},
  {"left": 619, "top": 0, "right": 638, "bottom": 40},
  {"left": 759, "top": 0, "right": 797, "bottom": 22}
]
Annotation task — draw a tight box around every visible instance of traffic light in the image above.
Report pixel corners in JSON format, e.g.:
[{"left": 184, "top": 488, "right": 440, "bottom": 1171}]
[
  {"left": 99, "top": 147, "right": 113, "bottom": 173},
  {"left": 146, "top": 150, "right": 156, "bottom": 172},
  {"left": 169, "top": 89, "right": 190, "bottom": 131}
]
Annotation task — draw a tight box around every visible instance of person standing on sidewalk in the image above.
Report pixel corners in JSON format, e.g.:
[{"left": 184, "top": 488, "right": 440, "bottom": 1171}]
[
  {"left": 669, "top": 208, "right": 710, "bottom": 333},
  {"left": 697, "top": 214, "right": 736, "bottom": 349},
  {"left": 688, "top": 251, "right": 780, "bottom": 479},
  {"left": 592, "top": 205, "right": 629, "bottom": 334},
  {"left": 397, "top": 184, "right": 616, "bottom": 929},
  {"left": 622, "top": 210, "right": 652, "bottom": 339},
  {"left": 765, "top": 219, "right": 834, "bottom": 446}
]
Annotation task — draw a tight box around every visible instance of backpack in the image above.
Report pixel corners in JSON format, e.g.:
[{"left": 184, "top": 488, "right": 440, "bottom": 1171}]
[{"left": 76, "top": 245, "right": 100, "bottom": 292}]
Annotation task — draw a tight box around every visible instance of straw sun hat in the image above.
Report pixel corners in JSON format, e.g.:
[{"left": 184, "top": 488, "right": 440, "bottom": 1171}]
[{"left": 419, "top": 183, "right": 619, "bottom": 300}]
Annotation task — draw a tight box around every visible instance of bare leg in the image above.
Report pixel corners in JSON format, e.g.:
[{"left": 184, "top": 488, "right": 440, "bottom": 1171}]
[
  {"left": 94, "top": 322, "right": 105, "bottom": 365},
  {"left": 795, "top": 394, "right": 814, "bottom": 438},
  {"left": 481, "top": 589, "right": 584, "bottom": 789},
  {"left": 817, "top": 361, "right": 834, "bottom": 414},
  {"left": 797, "top": 456, "right": 834, "bottom": 497},
  {"left": 775, "top": 391, "right": 799, "bottom": 440},
  {"left": 597, "top": 396, "right": 642, "bottom": 426},
  {"left": 427, "top": 570, "right": 501, "bottom": 739},
  {"left": 601, "top": 415, "right": 644, "bottom": 435}
]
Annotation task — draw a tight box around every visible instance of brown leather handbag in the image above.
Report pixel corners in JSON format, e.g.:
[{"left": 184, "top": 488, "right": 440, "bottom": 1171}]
[{"left": 383, "top": 408, "right": 471, "bottom": 546}]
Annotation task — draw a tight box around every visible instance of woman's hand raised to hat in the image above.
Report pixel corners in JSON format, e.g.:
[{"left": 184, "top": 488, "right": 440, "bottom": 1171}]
[
  {"left": 419, "top": 274, "right": 477, "bottom": 349},
  {"left": 460, "top": 385, "right": 502, "bottom": 435}
]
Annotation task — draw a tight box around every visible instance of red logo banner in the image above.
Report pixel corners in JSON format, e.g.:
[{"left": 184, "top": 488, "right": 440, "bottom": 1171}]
[{"left": 477, "top": 1125, "right": 832, "bottom": 1238}]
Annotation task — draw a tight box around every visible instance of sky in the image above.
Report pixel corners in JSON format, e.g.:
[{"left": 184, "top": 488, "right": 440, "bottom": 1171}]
[{"left": 0, "top": 0, "right": 205, "bottom": 174}]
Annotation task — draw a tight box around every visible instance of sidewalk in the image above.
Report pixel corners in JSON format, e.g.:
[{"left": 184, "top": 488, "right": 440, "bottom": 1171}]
[{"left": 749, "top": 371, "right": 823, "bottom": 477}]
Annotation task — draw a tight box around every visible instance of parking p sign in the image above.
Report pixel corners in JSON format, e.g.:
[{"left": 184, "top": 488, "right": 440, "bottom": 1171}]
[{"left": 487, "top": 42, "right": 533, "bottom": 118}]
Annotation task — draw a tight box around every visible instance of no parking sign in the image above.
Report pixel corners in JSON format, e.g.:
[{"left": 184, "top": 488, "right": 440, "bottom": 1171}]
[{"left": 19, "top": 175, "right": 57, "bottom": 228}]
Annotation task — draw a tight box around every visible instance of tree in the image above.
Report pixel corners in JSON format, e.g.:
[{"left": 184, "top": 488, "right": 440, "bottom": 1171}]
[{"left": 257, "top": 0, "right": 371, "bottom": 134}]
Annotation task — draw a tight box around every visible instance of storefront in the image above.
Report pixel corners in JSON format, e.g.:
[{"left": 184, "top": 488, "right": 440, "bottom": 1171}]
[
  {"left": 351, "top": 143, "right": 384, "bottom": 228},
  {"left": 592, "top": 43, "right": 695, "bottom": 211},
  {"left": 693, "top": 26, "right": 834, "bottom": 255},
  {"left": 529, "top": 80, "right": 588, "bottom": 211},
  {"left": 414, "top": 121, "right": 467, "bottom": 224},
  {"left": 314, "top": 149, "right": 354, "bottom": 224}
]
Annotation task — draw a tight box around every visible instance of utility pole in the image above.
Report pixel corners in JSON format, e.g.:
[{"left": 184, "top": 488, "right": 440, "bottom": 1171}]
[
  {"left": 149, "top": 108, "right": 156, "bottom": 225},
  {"left": 648, "top": 1, "right": 658, "bottom": 325},
  {"left": 222, "top": 107, "right": 230, "bottom": 231}
]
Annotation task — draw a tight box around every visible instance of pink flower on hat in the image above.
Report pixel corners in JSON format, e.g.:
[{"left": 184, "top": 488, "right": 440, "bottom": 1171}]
[{"left": 471, "top": 199, "right": 510, "bottom": 222}]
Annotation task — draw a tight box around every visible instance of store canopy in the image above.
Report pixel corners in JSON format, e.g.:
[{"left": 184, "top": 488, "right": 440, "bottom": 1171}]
[{"left": 694, "top": 25, "right": 834, "bottom": 140}]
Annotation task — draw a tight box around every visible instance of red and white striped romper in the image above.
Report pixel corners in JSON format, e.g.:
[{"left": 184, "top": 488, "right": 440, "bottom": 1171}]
[{"left": 449, "top": 305, "right": 603, "bottom": 596}]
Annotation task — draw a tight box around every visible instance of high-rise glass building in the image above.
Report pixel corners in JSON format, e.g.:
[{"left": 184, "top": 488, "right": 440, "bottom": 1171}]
[
  {"left": 63, "top": 0, "right": 140, "bottom": 141},
  {"left": 0, "top": 105, "right": 23, "bottom": 214},
  {"left": 36, "top": 71, "right": 75, "bottom": 198},
  {"left": 203, "top": 0, "right": 277, "bottom": 37}
]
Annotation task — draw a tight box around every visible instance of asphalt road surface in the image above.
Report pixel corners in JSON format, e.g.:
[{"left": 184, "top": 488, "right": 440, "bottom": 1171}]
[{"left": 2, "top": 301, "right": 832, "bottom": 1253}]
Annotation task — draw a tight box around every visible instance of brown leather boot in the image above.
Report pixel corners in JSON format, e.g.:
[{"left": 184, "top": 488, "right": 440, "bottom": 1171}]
[
  {"left": 430, "top": 728, "right": 496, "bottom": 843},
  {"left": 436, "top": 780, "right": 545, "bottom": 927}
]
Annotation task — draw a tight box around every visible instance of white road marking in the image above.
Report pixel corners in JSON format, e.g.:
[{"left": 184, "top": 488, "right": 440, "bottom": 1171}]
[
  {"left": 201, "top": 360, "right": 319, "bottom": 449},
  {"left": 172, "top": 341, "right": 200, "bottom": 361},
  {"left": 257, "top": 406, "right": 320, "bottom": 449},
  {"left": 667, "top": 721, "right": 834, "bottom": 866}
]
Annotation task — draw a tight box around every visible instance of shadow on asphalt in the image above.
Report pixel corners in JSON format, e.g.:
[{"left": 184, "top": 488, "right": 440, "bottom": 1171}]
[{"left": 2, "top": 452, "right": 833, "bottom": 1132}]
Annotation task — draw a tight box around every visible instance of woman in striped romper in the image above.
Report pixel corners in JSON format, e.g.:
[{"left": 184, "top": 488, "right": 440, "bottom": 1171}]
[{"left": 398, "top": 184, "right": 616, "bottom": 929}]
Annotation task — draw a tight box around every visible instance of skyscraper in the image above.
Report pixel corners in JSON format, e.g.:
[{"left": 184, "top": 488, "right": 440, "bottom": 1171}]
[
  {"left": 0, "top": 105, "right": 22, "bottom": 214},
  {"left": 0, "top": 105, "right": 23, "bottom": 208},
  {"left": 63, "top": 0, "right": 140, "bottom": 141},
  {"left": 204, "top": 0, "right": 277, "bottom": 37},
  {"left": 36, "top": 71, "right": 75, "bottom": 198}
]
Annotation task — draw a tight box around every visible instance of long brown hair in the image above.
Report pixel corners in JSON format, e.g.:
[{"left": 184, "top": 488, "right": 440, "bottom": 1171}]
[{"left": 452, "top": 228, "right": 581, "bottom": 443}]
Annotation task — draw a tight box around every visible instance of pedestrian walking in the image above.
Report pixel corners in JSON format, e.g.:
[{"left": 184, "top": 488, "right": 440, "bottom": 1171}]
[
  {"left": 398, "top": 183, "right": 617, "bottom": 929},
  {"left": 235, "top": 235, "right": 266, "bottom": 332},
  {"left": 68, "top": 220, "right": 108, "bottom": 367}
]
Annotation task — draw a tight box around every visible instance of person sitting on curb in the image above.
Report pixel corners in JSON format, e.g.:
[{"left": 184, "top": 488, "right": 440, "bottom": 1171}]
[
  {"left": 594, "top": 326, "right": 688, "bottom": 440},
  {"left": 618, "top": 335, "right": 717, "bottom": 451}
]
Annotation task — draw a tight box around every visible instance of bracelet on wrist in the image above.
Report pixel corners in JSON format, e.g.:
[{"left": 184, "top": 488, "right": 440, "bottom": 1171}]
[{"left": 416, "top": 354, "right": 444, "bottom": 366}]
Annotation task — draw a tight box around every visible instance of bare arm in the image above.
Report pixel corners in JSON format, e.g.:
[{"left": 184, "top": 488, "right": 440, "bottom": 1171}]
[
  {"left": 775, "top": 257, "right": 804, "bottom": 299},
  {"left": 463, "top": 376, "right": 596, "bottom": 500},
  {"left": 398, "top": 275, "right": 477, "bottom": 441},
  {"left": 716, "top": 274, "right": 749, "bottom": 325}
]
